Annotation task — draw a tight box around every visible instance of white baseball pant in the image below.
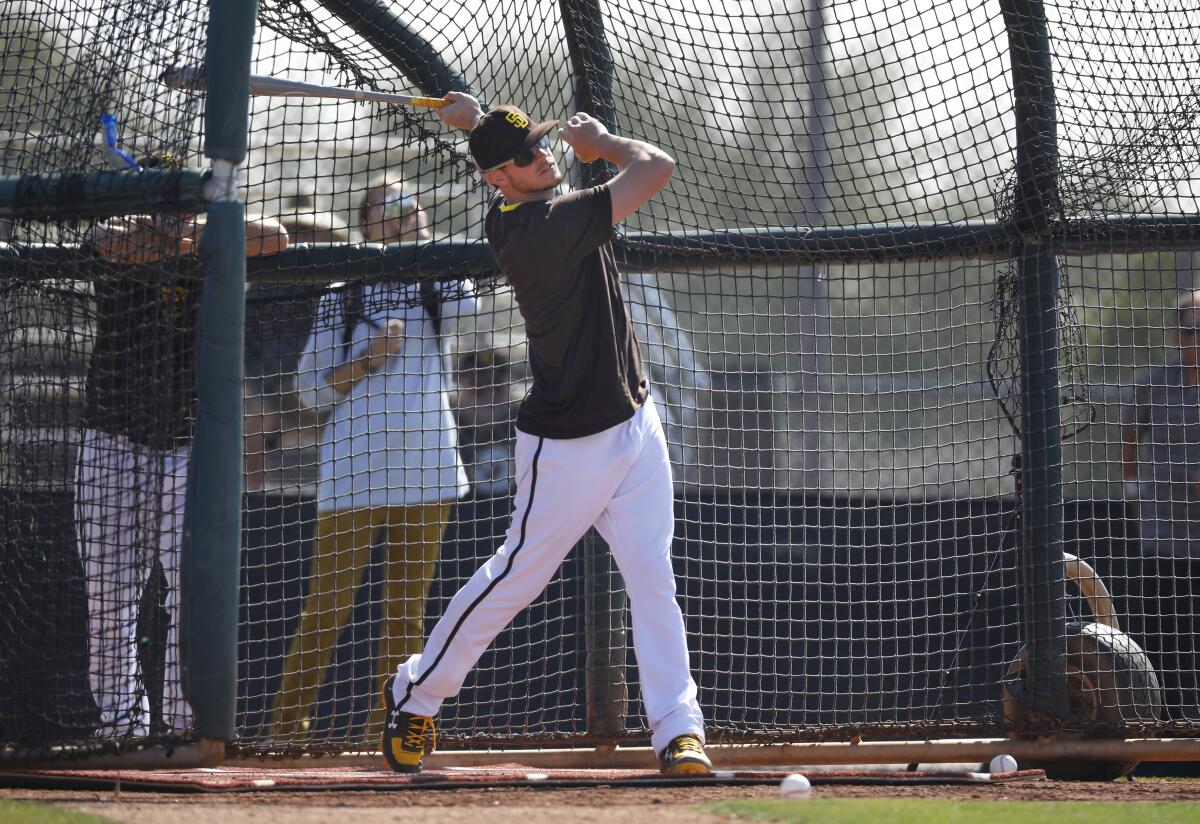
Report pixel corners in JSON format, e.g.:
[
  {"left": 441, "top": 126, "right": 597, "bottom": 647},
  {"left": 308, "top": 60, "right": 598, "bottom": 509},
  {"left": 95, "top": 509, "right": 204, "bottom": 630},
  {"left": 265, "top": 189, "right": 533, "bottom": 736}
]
[
  {"left": 391, "top": 397, "right": 705, "bottom": 754},
  {"left": 75, "top": 429, "right": 193, "bottom": 736}
]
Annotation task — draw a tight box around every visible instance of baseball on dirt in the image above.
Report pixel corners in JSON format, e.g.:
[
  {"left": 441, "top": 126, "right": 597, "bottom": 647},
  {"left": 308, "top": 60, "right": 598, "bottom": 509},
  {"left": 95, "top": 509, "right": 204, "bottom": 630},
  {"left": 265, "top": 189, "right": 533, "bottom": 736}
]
[
  {"left": 779, "top": 773, "right": 812, "bottom": 798},
  {"left": 989, "top": 754, "right": 1018, "bottom": 773}
]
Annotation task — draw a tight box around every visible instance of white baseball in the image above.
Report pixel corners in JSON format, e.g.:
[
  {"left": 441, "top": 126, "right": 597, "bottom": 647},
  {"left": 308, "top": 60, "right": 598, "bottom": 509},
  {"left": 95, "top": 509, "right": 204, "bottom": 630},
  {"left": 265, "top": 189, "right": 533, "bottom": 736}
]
[
  {"left": 989, "top": 754, "right": 1018, "bottom": 774},
  {"left": 779, "top": 773, "right": 812, "bottom": 798}
]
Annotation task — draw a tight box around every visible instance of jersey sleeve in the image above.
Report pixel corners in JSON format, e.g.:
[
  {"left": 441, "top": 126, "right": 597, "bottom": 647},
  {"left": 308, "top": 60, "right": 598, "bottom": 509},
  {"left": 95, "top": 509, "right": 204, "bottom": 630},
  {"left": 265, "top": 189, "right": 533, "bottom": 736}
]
[{"left": 545, "top": 184, "right": 614, "bottom": 264}]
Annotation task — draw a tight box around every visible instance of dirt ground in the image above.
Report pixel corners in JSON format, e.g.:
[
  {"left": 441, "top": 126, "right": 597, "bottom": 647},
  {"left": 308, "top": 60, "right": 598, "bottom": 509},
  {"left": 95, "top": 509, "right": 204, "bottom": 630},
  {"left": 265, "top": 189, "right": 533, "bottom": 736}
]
[{"left": 5, "top": 778, "right": 1200, "bottom": 824}]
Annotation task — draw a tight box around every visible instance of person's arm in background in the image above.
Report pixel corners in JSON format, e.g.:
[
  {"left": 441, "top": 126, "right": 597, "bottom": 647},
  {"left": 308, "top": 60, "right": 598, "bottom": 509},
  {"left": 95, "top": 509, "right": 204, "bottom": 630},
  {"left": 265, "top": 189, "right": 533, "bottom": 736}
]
[
  {"left": 88, "top": 215, "right": 196, "bottom": 263},
  {"left": 89, "top": 214, "right": 288, "bottom": 263},
  {"left": 320, "top": 318, "right": 405, "bottom": 394},
  {"left": 244, "top": 216, "right": 289, "bottom": 256},
  {"left": 297, "top": 294, "right": 406, "bottom": 413},
  {"left": 244, "top": 386, "right": 280, "bottom": 493}
]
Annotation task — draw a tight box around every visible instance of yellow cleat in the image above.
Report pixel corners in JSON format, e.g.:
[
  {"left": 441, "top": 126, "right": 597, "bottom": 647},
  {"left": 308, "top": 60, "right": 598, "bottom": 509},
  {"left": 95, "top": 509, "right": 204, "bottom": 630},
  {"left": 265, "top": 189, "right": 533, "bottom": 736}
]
[
  {"left": 659, "top": 733, "right": 713, "bottom": 775},
  {"left": 380, "top": 675, "right": 436, "bottom": 773}
]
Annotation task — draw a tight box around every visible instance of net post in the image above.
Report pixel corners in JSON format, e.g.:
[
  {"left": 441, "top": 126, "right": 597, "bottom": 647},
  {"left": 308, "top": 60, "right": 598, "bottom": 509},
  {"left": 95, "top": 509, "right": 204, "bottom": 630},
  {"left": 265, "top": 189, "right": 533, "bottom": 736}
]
[
  {"left": 559, "top": 0, "right": 631, "bottom": 743},
  {"left": 182, "top": 0, "right": 257, "bottom": 744},
  {"left": 1002, "top": 0, "right": 1069, "bottom": 725},
  {"left": 583, "top": 529, "right": 629, "bottom": 739}
]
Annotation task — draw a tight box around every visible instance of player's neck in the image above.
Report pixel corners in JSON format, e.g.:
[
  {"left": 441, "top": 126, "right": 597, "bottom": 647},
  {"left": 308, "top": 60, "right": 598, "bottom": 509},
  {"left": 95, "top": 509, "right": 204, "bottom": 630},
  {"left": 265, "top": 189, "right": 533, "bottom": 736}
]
[{"left": 500, "top": 184, "right": 556, "bottom": 204}]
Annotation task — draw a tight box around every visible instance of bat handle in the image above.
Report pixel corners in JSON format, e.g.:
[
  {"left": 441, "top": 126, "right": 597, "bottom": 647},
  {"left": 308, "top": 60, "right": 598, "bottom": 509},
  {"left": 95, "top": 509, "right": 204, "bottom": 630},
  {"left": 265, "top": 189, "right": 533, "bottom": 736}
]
[{"left": 409, "top": 97, "right": 449, "bottom": 110}]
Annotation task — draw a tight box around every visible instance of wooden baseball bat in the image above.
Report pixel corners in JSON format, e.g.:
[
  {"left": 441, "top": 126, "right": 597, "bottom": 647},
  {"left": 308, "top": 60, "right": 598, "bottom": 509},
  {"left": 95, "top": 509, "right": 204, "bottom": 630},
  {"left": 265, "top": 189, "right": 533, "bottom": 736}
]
[{"left": 161, "top": 66, "right": 448, "bottom": 109}]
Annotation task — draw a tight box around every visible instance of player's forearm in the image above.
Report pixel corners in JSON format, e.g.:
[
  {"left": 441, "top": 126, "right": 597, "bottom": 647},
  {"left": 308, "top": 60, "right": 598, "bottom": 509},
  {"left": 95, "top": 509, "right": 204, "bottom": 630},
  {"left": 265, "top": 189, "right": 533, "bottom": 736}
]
[{"left": 595, "top": 134, "right": 675, "bottom": 177}]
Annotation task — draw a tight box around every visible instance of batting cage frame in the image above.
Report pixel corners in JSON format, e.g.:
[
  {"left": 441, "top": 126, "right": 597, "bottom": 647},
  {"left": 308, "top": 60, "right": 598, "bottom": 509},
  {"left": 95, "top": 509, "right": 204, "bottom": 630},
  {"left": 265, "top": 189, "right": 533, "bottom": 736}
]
[{"left": 3, "top": 0, "right": 1200, "bottom": 778}]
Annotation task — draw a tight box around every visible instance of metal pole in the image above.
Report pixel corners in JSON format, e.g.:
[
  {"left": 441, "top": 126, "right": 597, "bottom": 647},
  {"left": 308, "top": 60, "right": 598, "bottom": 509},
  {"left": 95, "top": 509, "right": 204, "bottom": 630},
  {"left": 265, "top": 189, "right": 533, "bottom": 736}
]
[
  {"left": 182, "top": 0, "right": 257, "bottom": 743},
  {"left": 1001, "top": 0, "right": 1069, "bottom": 724},
  {"left": 559, "top": 0, "right": 630, "bottom": 741},
  {"left": 315, "top": 0, "right": 475, "bottom": 98},
  {"left": 583, "top": 530, "right": 628, "bottom": 740}
]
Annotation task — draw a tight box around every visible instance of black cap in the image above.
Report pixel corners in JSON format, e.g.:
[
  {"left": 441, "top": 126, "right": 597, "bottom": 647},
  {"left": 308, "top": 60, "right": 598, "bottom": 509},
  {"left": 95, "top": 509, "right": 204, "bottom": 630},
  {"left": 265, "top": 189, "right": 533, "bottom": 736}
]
[{"left": 469, "top": 105, "right": 557, "bottom": 172}]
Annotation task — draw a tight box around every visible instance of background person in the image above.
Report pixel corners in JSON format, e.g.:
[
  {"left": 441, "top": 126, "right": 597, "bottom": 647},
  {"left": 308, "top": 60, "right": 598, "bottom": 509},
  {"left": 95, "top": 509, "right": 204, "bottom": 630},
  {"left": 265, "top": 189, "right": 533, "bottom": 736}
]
[
  {"left": 453, "top": 343, "right": 523, "bottom": 498},
  {"left": 78, "top": 154, "right": 287, "bottom": 736},
  {"left": 244, "top": 209, "right": 354, "bottom": 493},
  {"left": 269, "top": 180, "right": 475, "bottom": 741},
  {"left": 1119, "top": 289, "right": 1200, "bottom": 720}
]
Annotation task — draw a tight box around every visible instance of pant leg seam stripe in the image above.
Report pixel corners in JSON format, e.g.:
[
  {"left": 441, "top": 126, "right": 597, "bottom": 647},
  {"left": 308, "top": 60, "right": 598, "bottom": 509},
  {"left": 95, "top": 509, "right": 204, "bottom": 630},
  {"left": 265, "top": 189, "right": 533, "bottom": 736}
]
[{"left": 398, "top": 436, "right": 545, "bottom": 710}]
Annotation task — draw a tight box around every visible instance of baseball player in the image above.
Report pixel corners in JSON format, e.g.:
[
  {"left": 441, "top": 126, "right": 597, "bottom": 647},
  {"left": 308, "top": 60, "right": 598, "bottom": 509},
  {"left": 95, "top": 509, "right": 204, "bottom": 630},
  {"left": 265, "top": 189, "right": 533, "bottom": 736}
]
[
  {"left": 78, "top": 162, "right": 286, "bottom": 737},
  {"left": 381, "top": 94, "right": 710, "bottom": 775}
]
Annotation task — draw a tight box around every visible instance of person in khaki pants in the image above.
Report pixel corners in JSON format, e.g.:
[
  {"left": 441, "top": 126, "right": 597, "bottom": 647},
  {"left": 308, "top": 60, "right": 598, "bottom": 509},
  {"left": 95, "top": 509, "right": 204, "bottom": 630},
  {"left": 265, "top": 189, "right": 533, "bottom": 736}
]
[{"left": 269, "top": 180, "right": 475, "bottom": 741}]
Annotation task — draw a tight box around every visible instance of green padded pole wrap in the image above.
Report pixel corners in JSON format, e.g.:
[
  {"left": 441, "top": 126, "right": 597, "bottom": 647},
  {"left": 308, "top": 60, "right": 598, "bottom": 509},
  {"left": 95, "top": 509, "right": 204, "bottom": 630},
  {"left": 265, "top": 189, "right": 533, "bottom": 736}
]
[
  {"left": 0, "top": 170, "right": 207, "bottom": 220},
  {"left": 204, "top": 0, "right": 257, "bottom": 162},
  {"left": 183, "top": 0, "right": 257, "bottom": 742},
  {"left": 185, "top": 200, "right": 246, "bottom": 740}
]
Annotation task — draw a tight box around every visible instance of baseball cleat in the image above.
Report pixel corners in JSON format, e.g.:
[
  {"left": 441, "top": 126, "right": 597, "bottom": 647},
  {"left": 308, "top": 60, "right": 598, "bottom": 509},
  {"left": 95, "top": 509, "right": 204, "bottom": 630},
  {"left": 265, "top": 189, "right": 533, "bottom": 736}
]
[
  {"left": 659, "top": 734, "right": 713, "bottom": 775},
  {"left": 381, "top": 675, "right": 436, "bottom": 773}
]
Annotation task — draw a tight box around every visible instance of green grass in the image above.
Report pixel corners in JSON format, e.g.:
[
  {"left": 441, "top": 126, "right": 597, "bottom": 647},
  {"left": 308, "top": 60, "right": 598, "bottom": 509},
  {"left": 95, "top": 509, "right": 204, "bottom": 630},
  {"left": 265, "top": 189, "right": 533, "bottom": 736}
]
[
  {"left": 701, "top": 798, "right": 1200, "bottom": 824},
  {"left": 0, "top": 798, "right": 113, "bottom": 823}
]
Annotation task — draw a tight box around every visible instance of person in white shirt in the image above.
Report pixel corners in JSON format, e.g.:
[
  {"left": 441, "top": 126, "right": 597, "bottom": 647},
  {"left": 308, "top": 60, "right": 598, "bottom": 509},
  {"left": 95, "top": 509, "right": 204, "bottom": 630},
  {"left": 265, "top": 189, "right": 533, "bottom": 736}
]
[{"left": 269, "top": 176, "right": 476, "bottom": 741}]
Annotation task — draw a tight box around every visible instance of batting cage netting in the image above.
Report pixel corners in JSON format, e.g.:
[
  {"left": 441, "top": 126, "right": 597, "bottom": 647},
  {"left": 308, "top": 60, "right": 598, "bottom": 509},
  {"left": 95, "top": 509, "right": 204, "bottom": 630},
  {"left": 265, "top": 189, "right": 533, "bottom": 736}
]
[{"left": 1, "top": 0, "right": 1198, "bottom": 772}]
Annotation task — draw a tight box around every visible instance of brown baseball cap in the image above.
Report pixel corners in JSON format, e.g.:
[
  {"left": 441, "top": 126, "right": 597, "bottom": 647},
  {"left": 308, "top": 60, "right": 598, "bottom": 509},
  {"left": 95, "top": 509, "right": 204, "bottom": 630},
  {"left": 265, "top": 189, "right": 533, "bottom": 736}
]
[{"left": 469, "top": 105, "right": 557, "bottom": 172}]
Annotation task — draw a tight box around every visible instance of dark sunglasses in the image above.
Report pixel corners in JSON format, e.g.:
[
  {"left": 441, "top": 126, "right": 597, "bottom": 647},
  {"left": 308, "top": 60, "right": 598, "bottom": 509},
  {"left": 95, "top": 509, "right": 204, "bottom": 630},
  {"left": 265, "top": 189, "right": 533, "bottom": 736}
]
[{"left": 508, "top": 135, "right": 552, "bottom": 168}]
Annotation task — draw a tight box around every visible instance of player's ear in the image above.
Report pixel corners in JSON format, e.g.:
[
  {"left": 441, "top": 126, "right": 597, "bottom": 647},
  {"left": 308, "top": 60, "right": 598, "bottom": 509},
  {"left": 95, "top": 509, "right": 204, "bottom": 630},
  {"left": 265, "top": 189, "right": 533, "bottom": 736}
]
[{"left": 481, "top": 168, "right": 507, "bottom": 188}]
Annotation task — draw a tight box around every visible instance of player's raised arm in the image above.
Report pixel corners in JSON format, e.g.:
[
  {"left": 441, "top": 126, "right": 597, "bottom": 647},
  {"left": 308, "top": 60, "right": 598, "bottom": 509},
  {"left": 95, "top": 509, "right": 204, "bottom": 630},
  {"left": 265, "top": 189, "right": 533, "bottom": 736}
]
[{"left": 558, "top": 112, "right": 675, "bottom": 225}]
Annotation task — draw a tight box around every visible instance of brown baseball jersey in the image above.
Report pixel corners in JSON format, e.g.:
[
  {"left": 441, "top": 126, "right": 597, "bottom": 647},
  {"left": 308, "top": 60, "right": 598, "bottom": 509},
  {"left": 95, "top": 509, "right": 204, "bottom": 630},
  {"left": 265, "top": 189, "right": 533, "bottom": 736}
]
[{"left": 485, "top": 185, "right": 648, "bottom": 439}]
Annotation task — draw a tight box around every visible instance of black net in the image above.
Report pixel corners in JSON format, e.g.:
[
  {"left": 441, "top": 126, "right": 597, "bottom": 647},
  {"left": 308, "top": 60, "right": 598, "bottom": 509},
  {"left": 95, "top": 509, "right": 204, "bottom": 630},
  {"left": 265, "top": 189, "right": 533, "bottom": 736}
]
[
  {"left": 0, "top": 1, "right": 209, "bottom": 760},
  {"left": 3, "top": 0, "right": 1200, "bottom": 766}
]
